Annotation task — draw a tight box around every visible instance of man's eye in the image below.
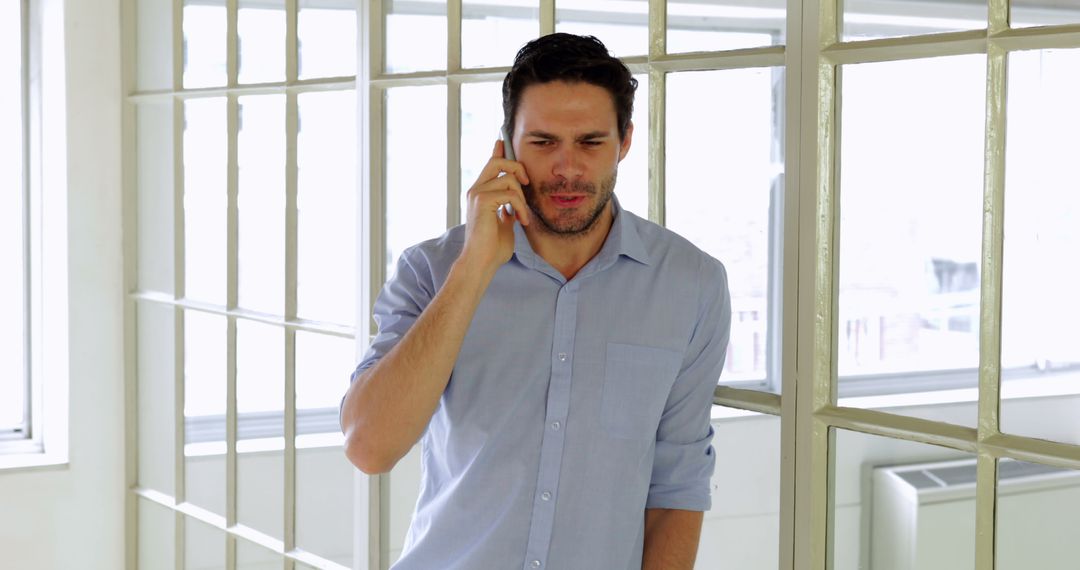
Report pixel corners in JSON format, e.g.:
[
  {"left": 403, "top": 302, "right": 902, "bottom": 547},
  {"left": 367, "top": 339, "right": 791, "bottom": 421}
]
[
  {"left": 531, "top": 140, "right": 553, "bottom": 147},
  {"left": 582, "top": 141, "right": 602, "bottom": 147}
]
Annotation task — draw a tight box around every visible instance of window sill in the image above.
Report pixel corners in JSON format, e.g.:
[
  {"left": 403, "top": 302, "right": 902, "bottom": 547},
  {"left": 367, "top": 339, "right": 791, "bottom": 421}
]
[
  {"left": 0, "top": 443, "right": 68, "bottom": 473},
  {"left": 841, "top": 369, "right": 1080, "bottom": 410},
  {"left": 709, "top": 369, "right": 1080, "bottom": 423},
  {"left": 184, "top": 432, "right": 345, "bottom": 458}
]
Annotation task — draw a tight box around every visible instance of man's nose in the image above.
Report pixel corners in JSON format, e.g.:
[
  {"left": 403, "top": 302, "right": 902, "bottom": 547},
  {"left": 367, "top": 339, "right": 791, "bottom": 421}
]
[{"left": 551, "top": 146, "right": 585, "bottom": 180}]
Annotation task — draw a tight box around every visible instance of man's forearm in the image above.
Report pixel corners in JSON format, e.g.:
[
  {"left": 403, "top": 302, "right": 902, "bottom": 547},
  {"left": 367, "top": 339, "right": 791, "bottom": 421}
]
[
  {"left": 340, "top": 258, "right": 496, "bottom": 474},
  {"left": 642, "top": 508, "right": 704, "bottom": 570}
]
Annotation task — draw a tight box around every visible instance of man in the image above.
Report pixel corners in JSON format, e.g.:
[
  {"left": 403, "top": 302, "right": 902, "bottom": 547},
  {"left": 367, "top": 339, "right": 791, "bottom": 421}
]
[{"left": 341, "top": 33, "right": 731, "bottom": 569}]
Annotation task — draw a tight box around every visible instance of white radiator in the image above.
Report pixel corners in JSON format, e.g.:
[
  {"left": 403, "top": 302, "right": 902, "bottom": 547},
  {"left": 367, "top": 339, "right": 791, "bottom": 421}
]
[{"left": 870, "top": 458, "right": 1080, "bottom": 570}]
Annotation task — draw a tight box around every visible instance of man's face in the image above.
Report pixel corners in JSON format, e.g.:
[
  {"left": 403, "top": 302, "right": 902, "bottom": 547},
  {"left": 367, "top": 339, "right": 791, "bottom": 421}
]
[{"left": 512, "top": 81, "right": 633, "bottom": 237}]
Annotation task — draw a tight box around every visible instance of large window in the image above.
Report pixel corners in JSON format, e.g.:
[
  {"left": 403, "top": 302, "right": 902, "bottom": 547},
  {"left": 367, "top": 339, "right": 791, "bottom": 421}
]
[
  {"left": 131, "top": 0, "right": 358, "bottom": 568},
  {"left": 1, "top": 0, "right": 32, "bottom": 450},
  {"left": 127, "top": 0, "right": 1080, "bottom": 569}
]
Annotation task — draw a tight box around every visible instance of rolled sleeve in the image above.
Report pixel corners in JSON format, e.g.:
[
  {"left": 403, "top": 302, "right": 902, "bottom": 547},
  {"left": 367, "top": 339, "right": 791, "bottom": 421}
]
[
  {"left": 350, "top": 247, "right": 435, "bottom": 382},
  {"left": 647, "top": 258, "right": 732, "bottom": 511}
]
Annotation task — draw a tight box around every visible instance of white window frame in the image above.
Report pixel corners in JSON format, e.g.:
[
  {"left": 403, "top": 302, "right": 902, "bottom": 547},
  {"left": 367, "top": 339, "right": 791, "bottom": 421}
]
[
  {"left": 0, "top": 0, "right": 68, "bottom": 469},
  {"left": 0, "top": 0, "right": 34, "bottom": 448}
]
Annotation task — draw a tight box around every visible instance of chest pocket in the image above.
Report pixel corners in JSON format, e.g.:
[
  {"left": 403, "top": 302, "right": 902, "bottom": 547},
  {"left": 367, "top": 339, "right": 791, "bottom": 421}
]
[{"left": 600, "top": 342, "right": 684, "bottom": 440}]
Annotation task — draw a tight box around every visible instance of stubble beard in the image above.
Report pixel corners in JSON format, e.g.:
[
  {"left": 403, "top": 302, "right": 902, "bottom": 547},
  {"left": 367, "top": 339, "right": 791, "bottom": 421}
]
[{"left": 524, "top": 170, "right": 618, "bottom": 239}]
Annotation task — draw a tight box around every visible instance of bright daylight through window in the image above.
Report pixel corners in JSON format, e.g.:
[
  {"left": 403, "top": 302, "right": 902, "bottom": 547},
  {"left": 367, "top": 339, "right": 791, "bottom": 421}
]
[
  {"left": 0, "top": 0, "right": 29, "bottom": 441},
  {"left": 180, "top": 2, "right": 356, "bottom": 449}
]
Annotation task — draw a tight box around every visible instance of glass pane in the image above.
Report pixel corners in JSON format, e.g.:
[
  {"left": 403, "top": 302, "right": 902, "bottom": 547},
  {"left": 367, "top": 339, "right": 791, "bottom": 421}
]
[
  {"left": 239, "top": 0, "right": 285, "bottom": 84},
  {"left": 843, "top": 0, "right": 987, "bottom": 41},
  {"left": 556, "top": 1, "right": 647, "bottom": 58},
  {"left": 996, "top": 460, "right": 1080, "bottom": 569},
  {"left": 385, "top": 0, "right": 446, "bottom": 73},
  {"left": 385, "top": 85, "right": 447, "bottom": 276},
  {"left": 237, "top": 538, "right": 280, "bottom": 570},
  {"left": 236, "top": 319, "right": 284, "bottom": 539},
  {"left": 460, "top": 81, "right": 504, "bottom": 219},
  {"left": 297, "top": 90, "right": 356, "bottom": 325},
  {"left": 296, "top": 445, "right": 353, "bottom": 565},
  {"left": 238, "top": 94, "right": 285, "bottom": 315},
  {"left": 1012, "top": 0, "right": 1080, "bottom": 28},
  {"left": 618, "top": 73, "right": 649, "bottom": 220},
  {"left": 138, "top": 499, "right": 175, "bottom": 569},
  {"left": 184, "top": 98, "right": 227, "bottom": 306},
  {"left": 1001, "top": 48, "right": 1080, "bottom": 446},
  {"left": 697, "top": 413, "right": 781, "bottom": 568},
  {"left": 295, "top": 331, "right": 353, "bottom": 416},
  {"left": 183, "top": 1, "right": 227, "bottom": 88},
  {"left": 185, "top": 517, "right": 226, "bottom": 570},
  {"left": 184, "top": 310, "right": 226, "bottom": 517},
  {"left": 0, "top": 0, "right": 25, "bottom": 431},
  {"left": 666, "top": 68, "right": 783, "bottom": 388},
  {"left": 837, "top": 55, "right": 985, "bottom": 409},
  {"left": 462, "top": 0, "right": 538, "bottom": 69},
  {"left": 137, "top": 302, "right": 177, "bottom": 496},
  {"left": 299, "top": 0, "right": 357, "bottom": 79},
  {"left": 668, "top": 0, "right": 785, "bottom": 54},
  {"left": 831, "top": 428, "right": 976, "bottom": 569},
  {"left": 137, "top": 101, "right": 176, "bottom": 295}
]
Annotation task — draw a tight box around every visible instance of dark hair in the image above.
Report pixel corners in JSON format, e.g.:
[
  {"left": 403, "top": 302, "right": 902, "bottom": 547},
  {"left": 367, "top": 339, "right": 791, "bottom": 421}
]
[{"left": 502, "top": 33, "right": 637, "bottom": 141}]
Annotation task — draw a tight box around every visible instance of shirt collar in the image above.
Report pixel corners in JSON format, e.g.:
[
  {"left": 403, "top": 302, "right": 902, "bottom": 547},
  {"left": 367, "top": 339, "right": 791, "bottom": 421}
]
[{"left": 512, "top": 194, "right": 652, "bottom": 274}]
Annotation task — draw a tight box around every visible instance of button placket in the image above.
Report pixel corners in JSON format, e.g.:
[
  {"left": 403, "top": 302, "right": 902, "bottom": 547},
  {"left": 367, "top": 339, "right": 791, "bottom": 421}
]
[{"left": 523, "top": 281, "right": 579, "bottom": 569}]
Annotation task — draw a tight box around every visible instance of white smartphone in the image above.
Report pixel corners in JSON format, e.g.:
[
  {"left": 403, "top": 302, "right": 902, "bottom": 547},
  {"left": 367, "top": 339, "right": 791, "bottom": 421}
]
[
  {"left": 499, "top": 127, "right": 517, "bottom": 219},
  {"left": 501, "top": 126, "right": 516, "bottom": 161}
]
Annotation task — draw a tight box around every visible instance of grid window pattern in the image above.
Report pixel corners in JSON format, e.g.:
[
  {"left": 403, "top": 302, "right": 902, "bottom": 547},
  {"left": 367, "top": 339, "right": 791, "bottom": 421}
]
[
  {"left": 125, "top": 1, "right": 1080, "bottom": 570},
  {"left": 799, "top": 1, "right": 1080, "bottom": 569},
  {"left": 129, "top": 0, "right": 357, "bottom": 567}
]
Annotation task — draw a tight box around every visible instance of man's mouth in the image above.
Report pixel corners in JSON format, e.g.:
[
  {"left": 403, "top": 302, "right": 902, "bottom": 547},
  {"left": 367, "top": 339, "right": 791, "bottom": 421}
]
[{"left": 549, "top": 194, "right": 586, "bottom": 208}]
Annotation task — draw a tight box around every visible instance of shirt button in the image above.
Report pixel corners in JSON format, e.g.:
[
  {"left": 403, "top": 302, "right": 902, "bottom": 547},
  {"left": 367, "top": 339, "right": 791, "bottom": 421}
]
[
  {"left": 551, "top": 421, "right": 561, "bottom": 431},
  {"left": 530, "top": 561, "right": 541, "bottom": 569},
  {"left": 558, "top": 352, "right": 567, "bottom": 362},
  {"left": 541, "top": 491, "right": 552, "bottom": 501}
]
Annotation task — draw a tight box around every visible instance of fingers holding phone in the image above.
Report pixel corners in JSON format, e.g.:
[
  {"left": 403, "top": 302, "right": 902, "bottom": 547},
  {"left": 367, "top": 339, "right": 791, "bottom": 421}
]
[{"left": 459, "top": 136, "right": 531, "bottom": 272}]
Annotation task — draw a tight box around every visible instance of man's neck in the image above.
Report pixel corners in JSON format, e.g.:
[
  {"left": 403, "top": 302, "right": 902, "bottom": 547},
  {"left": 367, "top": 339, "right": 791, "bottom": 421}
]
[{"left": 523, "top": 204, "right": 615, "bottom": 281}]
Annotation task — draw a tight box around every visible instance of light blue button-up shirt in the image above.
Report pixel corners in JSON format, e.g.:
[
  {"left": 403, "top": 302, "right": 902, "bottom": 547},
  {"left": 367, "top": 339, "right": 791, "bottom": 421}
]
[{"left": 353, "top": 199, "right": 732, "bottom": 570}]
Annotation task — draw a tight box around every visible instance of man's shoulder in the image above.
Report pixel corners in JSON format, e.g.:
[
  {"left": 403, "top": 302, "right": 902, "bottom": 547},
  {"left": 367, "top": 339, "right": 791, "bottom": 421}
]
[
  {"left": 398, "top": 225, "right": 467, "bottom": 267},
  {"left": 624, "top": 210, "right": 725, "bottom": 273}
]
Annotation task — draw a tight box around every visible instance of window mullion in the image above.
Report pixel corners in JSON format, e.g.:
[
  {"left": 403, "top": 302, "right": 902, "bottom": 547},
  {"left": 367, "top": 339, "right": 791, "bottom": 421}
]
[
  {"left": 539, "top": 0, "right": 553, "bottom": 36},
  {"left": 284, "top": 2, "right": 299, "bottom": 567},
  {"left": 173, "top": 0, "right": 183, "bottom": 92},
  {"left": 647, "top": 0, "right": 665, "bottom": 226},
  {"left": 20, "top": 0, "right": 33, "bottom": 442},
  {"left": 357, "top": 2, "right": 386, "bottom": 570},
  {"left": 447, "top": 79, "right": 462, "bottom": 230},
  {"left": 648, "top": 0, "right": 665, "bottom": 61},
  {"left": 646, "top": 68, "right": 664, "bottom": 225},
  {"left": 974, "top": 0, "right": 1010, "bottom": 566},
  {"left": 224, "top": 2, "right": 239, "bottom": 567},
  {"left": 447, "top": 0, "right": 462, "bottom": 230},
  {"left": 793, "top": 0, "right": 838, "bottom": 567},
  {"left": 778, "top": 0, "right": 805, "bottom": 565}
]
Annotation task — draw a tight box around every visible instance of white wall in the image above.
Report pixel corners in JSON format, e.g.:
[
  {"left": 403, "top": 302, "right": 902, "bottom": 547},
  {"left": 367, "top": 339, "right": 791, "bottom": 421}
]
[{"left": 0, "top": 0, "right": 125, "bottom": 568}]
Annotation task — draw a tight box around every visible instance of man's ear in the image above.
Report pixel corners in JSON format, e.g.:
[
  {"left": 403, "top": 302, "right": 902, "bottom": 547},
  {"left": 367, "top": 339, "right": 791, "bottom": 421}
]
[{"left": 618, "top": 120, "right": 634, "bottom": 162}]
